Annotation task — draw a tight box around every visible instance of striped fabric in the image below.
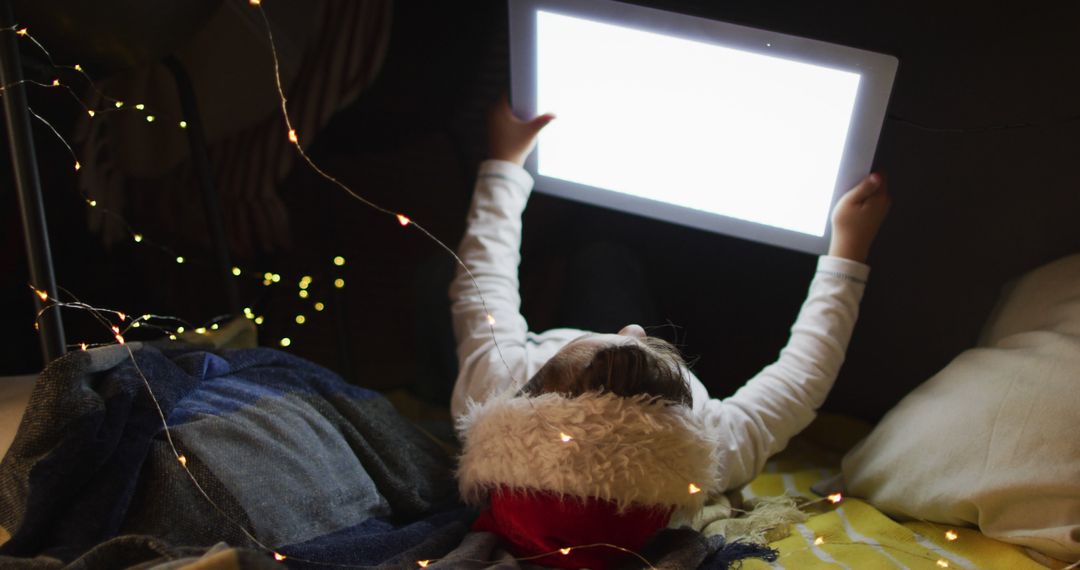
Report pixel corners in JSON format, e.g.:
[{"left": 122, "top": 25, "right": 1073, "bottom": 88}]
[{"left": 75, "top": 0, "right": 392, "bottom": 256}]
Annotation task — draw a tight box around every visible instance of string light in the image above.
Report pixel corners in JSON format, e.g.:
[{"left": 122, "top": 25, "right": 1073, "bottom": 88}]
[
  {"left": 827, "top": 493, "right": 843, "bottom": 504},
  {"left": 135, "top": 103, "right": 145, "bottom": 110},
  {"left": 15, "top": 27, "right": 27, "bottom": 36},
  {"left": 287, "top": 128, "right": 298, "bottom": 143},
  {"left": 688, "top": 483, "right": 702, "bottom": 495},
  {"left": 559, "top": 548, "right": 571, "bottom": 555},
  {"left": 254, "top": 316, "right": 264, "bottom": 325},
  {"left": 179, "top": 120, "right": 187, "bottom": 128},
  {"left": 114, "top": 100, "right": 123, "bottom": 108},
  {"left": 279, "top": 338, "right": 291, "bottom": 347},
  {"left": 333, "top": 256, "right": 345, "bottom": 266},
  {"left": 298, "top": 290, "right": 309, "bottom": 299},
  {"left": 945, "top": 530, "right": 958, "bottom": 541},
  {"left": 176, "top": 327, "right": 185, "bottom": 333},
  {"left": 559, "top": 432, "right": 573, "bottom": 443},
  {"left": 145, "top": 115, "right": 155, "bottom": 123},
  {"left": 814, "top": 537, "right": 825, "bottom": 546},
  {"left": 396, "top": 214, "right": 410, "bottom": 226},
  {"left": 334, "top": 278, "right": 344, "bottom": 289},
  {"left": 273, "top": 553, "right": 286, "bottom": 562},
  {"left": 74, "top": 160, "right": 80, "bottom": 171},
  {"left": 231, "top": 267, "right": 241, "bottom": 276},
  {"left": 211, "top": 323, "right": 219, "bottom": 330},
  {"left": 133, "top": 233, "right": 143, "bottom": 243},
  {"left": 34, "top": 289, "right": 48, "bottom": 301},
  {"left": 195, "top": 327, "right": 207, "bottom": 334},
  {"left": 313, "top": 302, "right": 325, "bottom": 311},
  {"left": 176, "top": 256, "right": 184, "bottom": 264},
  {"left": 87, "top": 109, "right": 95, "bottom": 117},
  {"left": 80, "top": 343, "right": 87, "bottom": 351},
  {"left": 51, "top": 78, "right": 59, "bottom": 86},
  {"left": 168, "top": 334, "right": 177, "bottom": 341},
  {"left": 416, "top": 561, "right": 429, "bottom": 568},
  {"left": 132, "top": 322, "right": 140, "bottom": 328},
  {"left": 486, "top": 313, "right": 496, "bottom": 325},
  {"left": 178, "top": 455, "right": 187, "bottom": 467},
  {"left": 87, "top": 199, "right": 97, "bottom": 207},
  {"left": 294, "top": 315, "right": 305, "bottom": 325},
  {"left": 937, "top": 560, "right": 949, "bottom": 568}
]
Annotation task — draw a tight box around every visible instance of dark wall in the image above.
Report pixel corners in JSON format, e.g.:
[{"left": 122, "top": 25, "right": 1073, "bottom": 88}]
[{"left": 3, "top": 0, "right": 1078, "bottom": 422}]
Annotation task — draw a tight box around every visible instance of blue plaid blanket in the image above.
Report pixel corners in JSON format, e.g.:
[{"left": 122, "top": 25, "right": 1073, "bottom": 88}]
[{"left": 0, "top": 342, "right": 472, "bottom": 569}]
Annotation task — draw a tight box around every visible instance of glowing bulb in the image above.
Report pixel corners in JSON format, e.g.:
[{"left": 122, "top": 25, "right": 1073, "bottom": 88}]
[
  {"left": 195, "top": 327, "right": 207, "bottom": 334},
  {"left": 945, "top": 530, "right": 958, "bottom": 541},
  {"left": 74, "top": 161, "right": 81, "bottom": 171},
  {"left": 34, "top": 289, "right": 48, "bottom": 301},
  {"left": 232, "top": 267, "right": 241, "bottom": 276},
  {"left": 143, "top": 314, "right": 151, "bottom": 320},
  {"left": 333, "top": 256, "right": 345, "bottom": 266},
  {"left": 937, "top": 560, "right": 949, "bottom": 568},
  {"left": 559, "top": 548, "right": 571, "bottom": 555},
  {"left": 416, "top": 562, "right": 429, "bottom": 568},
  {"left": 15, "top": 28, "right": 27, "bottom": 36},
  {"left": 273, "top": 553, "right": 286, "bottom": 562},
  {"left": 314, "top": 302, "right": 325, "bottom": 312},
  {"left": 51, "top": 78, "right": 59, "bottom": 86},
  {"left": 80, "top": 343, "right": 87, "bottom": 351},
  {"left": 298, "top": 290, "right": 309, "bottom": 299},
  {"left": 827, "top": 493, "right": 843, "bottom": 504},
  {"left": 135, "top": 103, "right": 145, "bottom": 110},
  {"left": 132, "top": 322, "right": 141, "bottom": 328},
  {"left": 114, "top": 101, "right": 124, "bottom": 108},
  {"left": 87, "top": 109, "right": 95, "bottom": 117},
  {"left": 88, "top": 199, "right": 97, "bottom": 207},
  {"left": 133, "top": 233, "right": 143, "bottom": 243},
  {"left": 111, "top": 325, "right": 120, "bottom": 334},
  {"left": 169, "top": 334, "right": 177, "bottom": 340},
  {"left": 176, "top": 256, "right": 184, "bottom": 264},
  {"left": 334, "top": 278, "right": 345, "bottom": 289},
  {"left": 145, "top": 115, "right": 155, "bottom": 122},
  {"left": 300, "top": 275, "right": 313, "bottom": 284},
  {"left": 288, "top": 129, "right": 298, "bottom": 143},
  {"left": 559, "top": 432, "right": 573, "bottom": 443},
  {"left": 115, "top": 334, "right": 125, "bottom": 344},
  {"left": 486, "top": 314, "right": 496, "bottom": 325},
  {"left": 254, "top": 316, "right": 264, "bottom": 325},
  {"left": 211, "top": 323, "right": 219, "bottom": 330},
  {"left": 396, "top": 214, "right": 410, "bottom": 226},
  {"left": 74, "top": 64, "right": 82, "bottom": 71},
  {"left": 118, "top": 312, "right": 126, "bottom": 321},
  {"left": 280, "top": 337, "right": 291, "bottom": 347},
  {"left": 688, "top": 483, "right": 702, "bottom": 495},
  {"left": 178, "top": 455, "right": 187, "bottom": 466},
  {"left": 271, "top": 273, "right": 281, "bottom": 283},
  {"left": 179, "top": 120, "right": 187, "bottom": 128},
  {"left": 295, "top": 315, "right": 306, "bottom": 325},
  {"left": 176, "top": 327, "right": 185, "bottom": 333},
  {"left": 264, "top": 272, "right": 273, "bottom": 281},
  {"left": 249, "top": 0, "right": 261, "bottom": 5},
  {"left": 814, "top": 537, "right": 825, "bottom": 546}
]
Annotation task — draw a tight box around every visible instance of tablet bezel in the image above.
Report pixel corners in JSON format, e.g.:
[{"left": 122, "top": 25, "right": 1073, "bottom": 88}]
[{"left": 508, "top": 0, "right": 898, "bottom": 254}]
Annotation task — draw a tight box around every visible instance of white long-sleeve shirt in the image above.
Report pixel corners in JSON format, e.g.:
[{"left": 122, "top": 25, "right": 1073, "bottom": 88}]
[{"left": 450, "top": 160, "right": 869, "bottom": 490}]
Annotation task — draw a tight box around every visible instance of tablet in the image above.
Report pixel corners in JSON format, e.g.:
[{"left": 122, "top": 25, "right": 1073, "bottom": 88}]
[{"left": 508, "top": 0, "right": 898, "bottom": 253}]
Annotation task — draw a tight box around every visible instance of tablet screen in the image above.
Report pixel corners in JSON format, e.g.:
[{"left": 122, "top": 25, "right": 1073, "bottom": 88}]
[
  {"left": 535, "top": 10, "right": 861, "bottom": 238},
  {"left": 511, "top": 0, "right": 897, "bottom": 252}
]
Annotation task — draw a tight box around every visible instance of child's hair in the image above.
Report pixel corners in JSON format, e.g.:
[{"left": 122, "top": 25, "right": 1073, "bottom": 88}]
[{"left": 520, "top": 336, "right": 692, "bottom": 406}]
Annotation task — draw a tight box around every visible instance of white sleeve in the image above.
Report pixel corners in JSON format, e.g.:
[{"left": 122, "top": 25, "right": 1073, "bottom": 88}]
[
  {"left": 700, "top": 256, "right": 870, "bottom": 490},
  {"left": 449, "top": 160, "right": 585, "bottom": 420}
]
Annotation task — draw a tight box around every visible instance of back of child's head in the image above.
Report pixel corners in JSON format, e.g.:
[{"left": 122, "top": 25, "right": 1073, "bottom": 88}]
[{"left": 520, "top": 336, "right": 692, "bottom": 406}]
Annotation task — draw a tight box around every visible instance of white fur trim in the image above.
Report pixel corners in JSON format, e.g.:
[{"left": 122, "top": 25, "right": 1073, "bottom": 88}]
[{"left": 456, "top": 391, "right": 721, "bottom": 511}]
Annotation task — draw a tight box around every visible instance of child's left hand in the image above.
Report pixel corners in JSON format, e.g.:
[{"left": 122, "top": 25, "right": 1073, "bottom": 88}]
[
  {"left": 488, "top": 96, "right": 555, "bottom": 166},
  {"left": 828, "top": 173, "right": 891, "bottom": 263}
]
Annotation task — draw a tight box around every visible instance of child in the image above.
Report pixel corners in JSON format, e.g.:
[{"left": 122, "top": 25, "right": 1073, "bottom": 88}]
[{"left": 450, "top": 99, "right": 890, "bottom": 569}]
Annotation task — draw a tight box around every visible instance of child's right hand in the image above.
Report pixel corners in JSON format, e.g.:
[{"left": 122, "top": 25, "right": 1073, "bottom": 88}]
[
  {"left": 487, "top": 96, "right": 555, "bottom": 166},
  {"left": 828, "top": 173, "right": 891, "bottom": 263}
]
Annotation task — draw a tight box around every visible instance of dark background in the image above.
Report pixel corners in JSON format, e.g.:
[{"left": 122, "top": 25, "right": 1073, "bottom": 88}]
[{"left": 2, "top": 0, "right": 1078, "bottom": 422}]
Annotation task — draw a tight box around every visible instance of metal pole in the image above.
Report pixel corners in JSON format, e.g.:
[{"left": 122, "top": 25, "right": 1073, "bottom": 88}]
[{"left": 0, "top": 0, "right": 66, "bottom": 364}]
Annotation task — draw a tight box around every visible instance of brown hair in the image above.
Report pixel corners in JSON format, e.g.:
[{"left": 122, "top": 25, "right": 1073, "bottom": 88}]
[{"left": 520, "top": 336, "right": 692, "bottom": 406}]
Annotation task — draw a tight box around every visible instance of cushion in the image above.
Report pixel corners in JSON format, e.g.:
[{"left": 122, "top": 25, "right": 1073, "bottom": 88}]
[{"left": 842, "top": 254, "right": 1080, "bottom": 561}]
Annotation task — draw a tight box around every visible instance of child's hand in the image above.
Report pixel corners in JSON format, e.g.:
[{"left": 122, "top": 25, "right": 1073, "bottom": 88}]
[
  {"left": 828, "top": 173, "right": 891, "bottom": 263},
  {"left": 488, "top": 95, "right": 555, "bottom": 166}
]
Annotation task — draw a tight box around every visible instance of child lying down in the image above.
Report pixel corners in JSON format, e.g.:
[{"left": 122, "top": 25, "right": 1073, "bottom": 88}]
[{"left": 449, "top": 99, "right": 890, "bottom": 569}]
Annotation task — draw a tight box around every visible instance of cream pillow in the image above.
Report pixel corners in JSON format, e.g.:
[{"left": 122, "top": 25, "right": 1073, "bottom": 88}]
[{"left": 842, "top": 254, "right": 1080, "bottom": 562}]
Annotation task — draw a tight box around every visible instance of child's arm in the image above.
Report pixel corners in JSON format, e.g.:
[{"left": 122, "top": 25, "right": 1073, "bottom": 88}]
[
  {"left": 699, "top": 176, "right": 891, "bottom": 490},
  {"left": 448, "top": 100, "right": 566, "bottom": 420}
]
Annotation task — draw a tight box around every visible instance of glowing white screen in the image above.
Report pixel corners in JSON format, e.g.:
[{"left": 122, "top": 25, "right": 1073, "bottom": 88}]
[{"left": 535, "top": 11, "right": 861, "bottom": 236}]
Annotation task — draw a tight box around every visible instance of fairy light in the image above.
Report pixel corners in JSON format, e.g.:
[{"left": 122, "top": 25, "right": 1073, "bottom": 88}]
[
  {"left": 195, "top": 327, "right": 207, "bottom": 334},
  {"left": 132, "top": 322, "right": 140, "bottom": 328},
  {"left": 133, "top": 233, "right": 143, "bottom": 243},
  {"left": 118, "top": 312, "right": 126, "bottom": 321},
  {"left": 87, "top": 199, "right": 97, "bottom": 207},
  {"left": 179, "top": 120, "right": 187, "bottom": 128},
  {"left": 231, "top": 267, "right": 241, "bottom": 276},
  {"left": 114, "top": 100, "right": 123, "bottom": 108},
  {"left": 175, "top": 256, "right": 185, "bottom": 264},
  {"left": 51, "top": 78, "right": 59, "bottom": 86},
  {"left": 559, "top": 432, "right": 573, "bottom": 443},
  {"left": 35, "top": 289, "right": 48, "bottom": 302},
  {"left": 334, "top": 278, "right": 344, "bottom": 289},
  {"left": 80, "top": 343, "right": 87, "bottom": 351},
  {"left": 416, "top": 561, "right": 429, "bottom": 568},
  {"left": 273, "top": 553, "right": 286, "bottom": 562},
  {"left": 287, "top": 128, "right": 298, "bottom": 143},
  {"left": 178, "top": 455, "right": 187, "bottom": 467},
  {"left": 945, "top": 530, "right": 958, "bottom": 541},
  {"left": 145, "top": 115, "right": 155, "bottom": 122},
  {"left": 560, "top": 548, "right": 572, "bottom": 555},
  {"left": 15, "top": 28, "right": 27, "bottom": 36},
  {"left": 279, "top": 338, "right": 291, "bottom": 347},
  {"left": 176, "top": 327, "right": 185, "bottom": 333},
  {"left": 333, "top": 256, "right": 345, "bottom": 266},
  {"left": 169, "top": 334, "right": 177, "bottom": 341},
  {"left": 86, "top": 109, "right": 95, "bottom": 117},
  {"left": 135, "top": 103, "right": 145, "bottom": 110},
  {"left": 313, "top": 302, "right": 325, "bottom": 312},
  {"left": 115, "top": 333, "right": 125, "bottom": 344},
  {"left": 211, "top": 323, "right": 219, "bottom": 330},
  {"left": 937, "top": 560, "right": 949, "bottom": 568},
  {"left": 298, "top": 290, "right": 309, "bottom": 299},
  {"left": 827, "top": 493, "right": 843, "bottom": 504},
  {"left": 688, "top": 483, "right": 702, "bottom": 495},
  {"left": 486, "top": 313, "right": 496, "bottom": 325},
  {"left": 295, "top": 315, "right": 305, "bottom": 325},
  {"left": 396, "top": 214, "right": 410, "bottom": 226},
  {"left": 249, "top": 0, "right": 261, "bottom": 5},
  {"left": 271, "top": 273, "right": 281, "bottom": 282},
  {"left": 243, "top": 307, "right": 254, "bottom": 319},
  {"left": 814, "top": 537, "right": 825, "bottom": 546},
  {"left": 74, "top": 64, "right": 82, "bottom": 71},
  {"left": 254, "top": 316, "right": 264, "bottom": 325}
]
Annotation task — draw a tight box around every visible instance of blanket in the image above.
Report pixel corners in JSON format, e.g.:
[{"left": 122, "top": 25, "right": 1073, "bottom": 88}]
[{"left": 0, "top": 342, "right": 471, "bottom": 568}]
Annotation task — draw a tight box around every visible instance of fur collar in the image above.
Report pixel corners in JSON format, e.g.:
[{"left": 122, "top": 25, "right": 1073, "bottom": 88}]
[{"left": 456, "top": 391, "right": 720, "bottom": 512}]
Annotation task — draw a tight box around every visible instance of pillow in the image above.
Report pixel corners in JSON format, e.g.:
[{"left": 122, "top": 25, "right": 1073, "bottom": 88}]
[{"left": 842, "top": 254, "right": 1080, "bottom": 562}]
